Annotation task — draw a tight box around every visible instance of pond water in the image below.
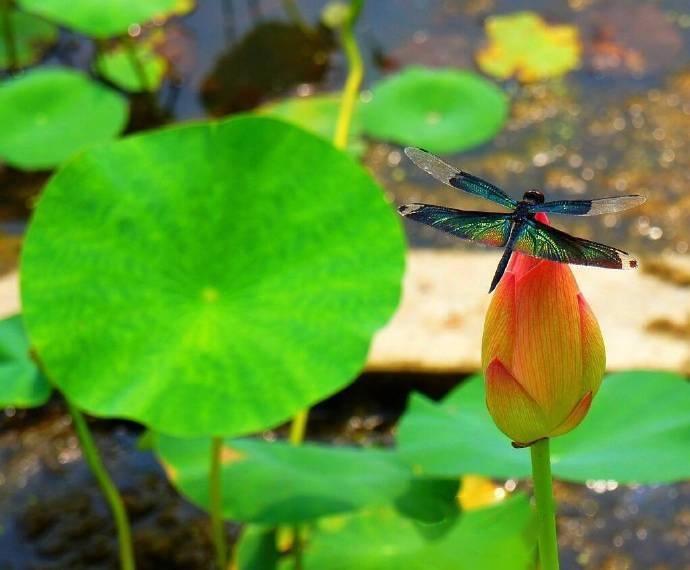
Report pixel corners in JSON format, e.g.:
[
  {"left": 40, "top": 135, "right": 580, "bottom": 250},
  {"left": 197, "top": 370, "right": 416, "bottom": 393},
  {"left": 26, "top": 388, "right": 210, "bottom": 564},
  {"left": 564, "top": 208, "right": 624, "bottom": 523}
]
[
  {"left": 3, "top": 0, "right": 690, "bottom": 258},
  {"left": 1, "top": 1, "right": 690, "bottom": 569}
]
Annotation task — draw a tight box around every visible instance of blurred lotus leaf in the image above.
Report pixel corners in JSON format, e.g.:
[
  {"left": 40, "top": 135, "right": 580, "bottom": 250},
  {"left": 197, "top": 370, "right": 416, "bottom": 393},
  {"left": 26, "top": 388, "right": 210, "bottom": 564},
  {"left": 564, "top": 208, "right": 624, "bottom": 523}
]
[
  {"left": 476, "top": 11, "right": 581, "bottom": 82},
  {"left": 0, "top": 67, "right": 128, "bottom": 170},
  {"left": 258, "top": 94, "right": 365, "bottom": 156},
  {"left": 95, "top": 38, "right": 168, "bottom": 93},
  {"left": 358, "top": 67, "right": 507, "bottom": 154},
  {"left": 398, "top": 371, "right": 690, "bottom": 484},
  {"left": 155, "top": 435, "right": 458, "bottom": 524},
  {"left": 21, "top": 116, "right": 405, "bottom": 437},
  {"left": 17, "top": 0, "right": 179, "bottom": 38},
  {"left": 0, "top": 9, "right": 58, "bottom": 70},
  {"left": 236, "top": 527, "right": 280, "bottom": 570},
  {"left": 0, "top": 315, "right": 52, "bottom": 408},
  {"left": 202, "top": 22, "right": 334, "bottom": 116},
  {"left": 236, "top": 496, "right": 535, "bottom": 569}
]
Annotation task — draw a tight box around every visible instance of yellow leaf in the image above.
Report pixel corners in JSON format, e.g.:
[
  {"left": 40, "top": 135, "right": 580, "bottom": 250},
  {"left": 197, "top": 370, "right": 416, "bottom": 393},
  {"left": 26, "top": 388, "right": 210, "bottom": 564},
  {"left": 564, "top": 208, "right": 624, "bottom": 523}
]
[
  {"left": 458, "top": 475, "right": 507, "bottom": 510},
  {"left": 161, "top": 460, "right": 179, "bottom": 482},
  {"left": 476, "top": 11, "right": 581, "bottom": 82},
  {"left": 221, "top": 445, "right": 246, "bottom": 464}
]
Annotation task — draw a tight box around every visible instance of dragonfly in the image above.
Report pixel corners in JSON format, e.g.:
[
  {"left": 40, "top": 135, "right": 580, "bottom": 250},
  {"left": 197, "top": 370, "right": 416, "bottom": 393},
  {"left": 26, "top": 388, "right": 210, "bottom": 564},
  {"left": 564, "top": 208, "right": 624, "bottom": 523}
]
[{"left": 399, "top": 147, "right": 646, "bottom": 293}]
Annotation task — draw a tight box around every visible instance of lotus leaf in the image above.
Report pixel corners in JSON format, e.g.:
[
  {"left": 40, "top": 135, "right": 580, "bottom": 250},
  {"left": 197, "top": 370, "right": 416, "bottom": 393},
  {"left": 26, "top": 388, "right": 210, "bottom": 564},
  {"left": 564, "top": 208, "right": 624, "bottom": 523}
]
[
  {"left": 95, "top": 39, "right": 167, "bottom": 92},
  {"left": 358, "top": 67, "right": 507, "bottom": 154},
  {"left": 0, "top": 9, "right": 58, "bottom": 70},
  {"left": 398, "top": 372, "right": 690, "bottom": 483},
  {"left": 259, "top": 95, "right": 365, "bottom": 156},
  {"left": 244, "top": 496, "right": 535, "bottom": 570},
  {"left": 155, "top": 436, "right": 414, "bottom": 524},
  {"left": 18, "top": 0, "right": 179, "bottom": 38},
  {"left": 0, "top": 315, "right": 52, "bottom": 408},
  {"left": 0, "top": 67, "right": 128, "bottom": 170},
  {"left": 21, "top": 116, "right": 405, "bottom": 437}
]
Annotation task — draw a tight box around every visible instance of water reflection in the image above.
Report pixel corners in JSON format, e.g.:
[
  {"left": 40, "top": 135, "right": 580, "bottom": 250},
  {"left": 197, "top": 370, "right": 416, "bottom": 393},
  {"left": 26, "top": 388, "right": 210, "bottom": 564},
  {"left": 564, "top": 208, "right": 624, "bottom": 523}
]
[{"left": 201, "top": 21, "right": 334, "bottom": 115}]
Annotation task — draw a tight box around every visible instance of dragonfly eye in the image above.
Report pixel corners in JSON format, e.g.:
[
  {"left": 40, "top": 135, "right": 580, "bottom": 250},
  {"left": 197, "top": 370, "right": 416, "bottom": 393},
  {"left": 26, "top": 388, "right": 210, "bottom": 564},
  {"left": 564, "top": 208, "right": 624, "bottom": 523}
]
[{"left": 523, "top": 190, "right": 545, "bottom": 204}]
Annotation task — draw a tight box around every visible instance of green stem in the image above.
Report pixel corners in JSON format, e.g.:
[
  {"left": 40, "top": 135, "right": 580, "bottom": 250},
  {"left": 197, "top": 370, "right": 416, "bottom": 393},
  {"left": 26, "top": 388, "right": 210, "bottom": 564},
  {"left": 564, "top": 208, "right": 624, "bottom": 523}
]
[
  {"left": 287, "top": 409, "right": 309, "bottom": 569},
  {"left": 333, "top": 0, "right": 364, "bottom": 150},
  {"left": 1, "top": 0, "right": 18, "bottom": 72},
  {"left": 289, "top": 409, "right": 309, "bottom": 445},
  {"left": 281, "top": 7, "right": 365, "bottom": 562},
  {"left": 67, "top": 401, "right": 135, "bottom": 570},
  {"left": 210, "top": 437, "right": 228, "bottom": 570},
  {"left": 530, "top": 439, "right": 560, "bottom": 570}
]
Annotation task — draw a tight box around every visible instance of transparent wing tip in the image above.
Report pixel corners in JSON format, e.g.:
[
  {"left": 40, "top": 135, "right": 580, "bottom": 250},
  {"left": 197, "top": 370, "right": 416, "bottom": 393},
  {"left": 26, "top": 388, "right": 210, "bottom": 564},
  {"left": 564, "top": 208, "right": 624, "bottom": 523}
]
[
  {"left": 619, "top": 251, "right": 639, "bottom": 269},
  {"left": 403, "top": 147, "right": 428, "bottom": 163},
  {"left": 404, "top": 146, "right": 424, "bottom": 156},
  {"left": 617, "top": 195, "right": 647, "bottom": 210},
  {"left": 588, "top": 194, "right": 647, "bottom": 215},
  {"left": 398, "top": 203, "right": 425, "bottom": 216}
]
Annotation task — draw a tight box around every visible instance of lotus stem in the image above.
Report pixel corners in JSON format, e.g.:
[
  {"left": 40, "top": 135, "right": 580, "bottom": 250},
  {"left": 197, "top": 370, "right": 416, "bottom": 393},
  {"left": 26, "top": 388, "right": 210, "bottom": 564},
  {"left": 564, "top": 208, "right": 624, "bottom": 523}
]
[
  {"left": 1, "top": 0, "right": 18, "bottom": 73},
  {"left": 333, "top": 0, "right": 365, "bottom": 150},
  {"left": 530, "top": 438, "right": 560, "bottom": 570},
  {"left": 286, "top": 409, "right": 309, "bottom": 568},
  {"left": 282, "top": 2, "right": 364, "bottom": 560},
  {"left": 210, "top": 437, "right": 228, "bottom": 570},
  {"left": 280, "top": 5, "right": 365, "bottom": 563},
  {"left": 289, "top": 409, "right": 309, "bottom": 445},
  {"left": 67, "top": 401, "right": 135, "bottom": 570}
]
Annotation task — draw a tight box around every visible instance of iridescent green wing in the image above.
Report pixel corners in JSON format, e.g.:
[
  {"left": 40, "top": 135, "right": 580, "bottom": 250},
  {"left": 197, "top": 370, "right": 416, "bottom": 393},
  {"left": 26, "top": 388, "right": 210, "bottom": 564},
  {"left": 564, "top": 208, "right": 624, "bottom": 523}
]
[
  {"left": 529, "top": 195, "right": 646, "bottom": 216},
  {"left": 398, "top": 204, "right": 513, "bottom": 248},
  {"left": 514, "top": 218, "right": 637, "bottom": 269},
  {"left": 404, "top": 148, "right": 518, "bottom": 210}
]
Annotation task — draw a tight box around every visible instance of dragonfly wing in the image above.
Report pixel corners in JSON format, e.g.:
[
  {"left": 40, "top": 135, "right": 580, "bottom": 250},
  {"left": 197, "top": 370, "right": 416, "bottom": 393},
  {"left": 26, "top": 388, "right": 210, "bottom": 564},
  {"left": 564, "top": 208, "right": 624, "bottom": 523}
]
[
  {"left": 398, "top": 204, "right": 513, "bottom": 248},
  {"left": 514, "top": 219, "right": 638, "bottom": 269},
  {"left": 405, "top": 147, "right": 517, "bottom": 210},
  {"left": 529, "top": 195, "right": 646, "bottom": 216}
]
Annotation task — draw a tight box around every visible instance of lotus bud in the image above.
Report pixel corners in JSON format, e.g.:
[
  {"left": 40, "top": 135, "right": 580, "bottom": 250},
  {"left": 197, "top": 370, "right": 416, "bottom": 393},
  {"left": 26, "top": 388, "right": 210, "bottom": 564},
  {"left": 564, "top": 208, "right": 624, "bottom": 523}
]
[{"left": 481, "top": 214, "right": 605, "bottom": 447}]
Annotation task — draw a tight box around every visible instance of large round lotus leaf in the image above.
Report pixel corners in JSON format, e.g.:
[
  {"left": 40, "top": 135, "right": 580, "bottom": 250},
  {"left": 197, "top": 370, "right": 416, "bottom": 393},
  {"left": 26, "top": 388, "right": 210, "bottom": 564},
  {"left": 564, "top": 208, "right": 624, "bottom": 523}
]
[
  {"left": 95, "top": 40, "right": 167, "bottom": 93},
  {"left": 0, "top": 315, "right": 52, "bottom": 408},
  {"left": 258, "top": 95, "right": 365, "bottom": 156},
  {"left": 155, "top": 436, "right": 410, "bottom": 524},
  {"left": 398, "top": 372, "right": 690, "bottom": 484},
  {"left": 18, "top": 0, "right": 179, "bottom": 38},
  {"left": 0, "top": 67, "right": 128, "bottom": 170},
  {"left": 237, "top": 496, "right": 535, "bottom": 570},
  {"left": 0, "top": 10, "right": 58, "bottom": 70},
  {"left": 20, "top": 116, "right": 405, "bottom": 437},
  {"left": 358, "top": 67, "right": 507, "bottom": 154}
]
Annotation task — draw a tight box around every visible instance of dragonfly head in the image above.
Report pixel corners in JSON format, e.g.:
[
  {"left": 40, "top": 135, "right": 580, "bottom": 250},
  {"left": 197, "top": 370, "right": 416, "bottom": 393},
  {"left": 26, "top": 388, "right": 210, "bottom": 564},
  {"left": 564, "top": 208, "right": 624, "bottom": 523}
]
[{"left": 522, "top": 190, "right": 545, "bottom": 205}]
